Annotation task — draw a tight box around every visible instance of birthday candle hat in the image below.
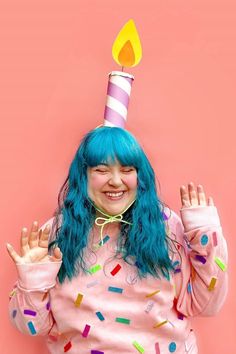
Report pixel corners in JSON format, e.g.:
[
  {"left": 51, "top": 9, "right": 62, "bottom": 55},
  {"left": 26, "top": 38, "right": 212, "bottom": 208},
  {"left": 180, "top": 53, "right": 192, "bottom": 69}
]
[{"left": 103, "top": 19, "right": 142, "bottom": 128}]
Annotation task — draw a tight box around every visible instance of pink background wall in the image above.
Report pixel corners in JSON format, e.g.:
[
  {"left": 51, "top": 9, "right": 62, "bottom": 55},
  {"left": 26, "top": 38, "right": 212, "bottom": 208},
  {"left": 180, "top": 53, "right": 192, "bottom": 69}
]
[{"left": 1, "top": 0, "right": 235, "bottom": 353}]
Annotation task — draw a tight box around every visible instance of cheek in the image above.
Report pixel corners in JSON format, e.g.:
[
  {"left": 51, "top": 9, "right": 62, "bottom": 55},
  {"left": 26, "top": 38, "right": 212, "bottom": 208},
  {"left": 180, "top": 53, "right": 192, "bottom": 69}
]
[
  {"left": 124, "top": 174, "right": 138, "bottom": 190},
  {"left": 88, "top": 174, "right": 107, "bottom": 192}
]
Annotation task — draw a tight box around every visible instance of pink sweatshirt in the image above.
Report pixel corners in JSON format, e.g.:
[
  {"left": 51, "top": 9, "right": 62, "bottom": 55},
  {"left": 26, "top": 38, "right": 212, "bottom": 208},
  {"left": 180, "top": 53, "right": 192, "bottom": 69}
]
[{"left": 8, "top": 206, "right": 228, "bottom": 354}]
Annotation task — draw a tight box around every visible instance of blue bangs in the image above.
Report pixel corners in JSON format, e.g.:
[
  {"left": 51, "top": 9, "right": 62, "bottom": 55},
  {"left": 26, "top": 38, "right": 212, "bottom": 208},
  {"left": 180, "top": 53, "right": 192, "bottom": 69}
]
[{"left": 83, "top": 127, "right": 142, "bottom": 168}]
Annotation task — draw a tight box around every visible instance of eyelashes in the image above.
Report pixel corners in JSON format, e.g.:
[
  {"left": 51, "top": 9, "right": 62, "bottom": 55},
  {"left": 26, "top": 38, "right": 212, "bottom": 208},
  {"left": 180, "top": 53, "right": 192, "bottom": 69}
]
[{"left": 93, "top": 166, "right": 136, "bottom": 174}]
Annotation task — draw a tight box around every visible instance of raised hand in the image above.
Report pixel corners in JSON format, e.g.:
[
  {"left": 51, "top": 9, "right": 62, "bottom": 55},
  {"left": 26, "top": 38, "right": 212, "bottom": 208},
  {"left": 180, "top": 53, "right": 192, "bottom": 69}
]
[
  {"left": 6, "top": 221, "right": 62, "bottom": 264},
  {"left": 180, "top": 182, "right": 214, "bottom": 208}
]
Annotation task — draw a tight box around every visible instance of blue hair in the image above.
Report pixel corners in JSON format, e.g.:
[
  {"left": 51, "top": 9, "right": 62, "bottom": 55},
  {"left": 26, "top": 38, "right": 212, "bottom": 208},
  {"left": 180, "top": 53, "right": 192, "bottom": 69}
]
[{"left": 50, "top": 127, "right": 174, "bottom": 283}]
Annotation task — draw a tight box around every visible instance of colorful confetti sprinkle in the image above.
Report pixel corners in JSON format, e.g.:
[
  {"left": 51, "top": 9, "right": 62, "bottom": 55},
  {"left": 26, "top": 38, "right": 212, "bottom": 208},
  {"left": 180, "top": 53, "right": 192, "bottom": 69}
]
[
  {"left": 145, "top": 301, "right": 154, "bottom": 313},
  {"left": 162, "top": 212, "right": 168, "bottom": 220},
  {"left": 208, "top": 277, "right": 217, "bottom": 291},
  {"left": 153, "top": 320, "right": 168, "bottom": 328},
  {"left": 133, "top": 340, "right": 145, "bottom": 353},
  {"left": 215, "top": 257, "right": 226, "bottom": 271},
  {"left": 195, "top": 255, "right": 207, "bottom": 264},
  {"left": 172, "top": 261, "right": 180, "bottom": 267},
  {"left": 111, "top": 264, "right": 121, "bottom": 276},
  {"left": 166, "top": 226, "right": 171, "bottom": 236},
  {"left": 64, "top": 341, "right": 72, "bottom": 352},
  {"left": 191, "top": 266, "right": 196, "bottom": 280},
  {"left": 155, "top": 342, "right": 160, "bottom": 354},
  {"left": 115, "top": 317, "right": 130, "bottom": 325},
  {"left": 93, "top": 235, "right": 110, "bottom": 250},
  {"left": 155, "top": 342, "right": 161, "bottom": 354},
  {"left": 98, "top": 235, "right": 110, "bottom": 246},
  {"left": 46, "top": 302, "right": 50, "bottom": 311},
  {"left": 201, "top": 234, "right": 209, "bottom": 246},
  {"left": 75, "top": 293, "right": 83, "bottom": 307},
  {"left": 12, "top": 309, "right": 17, "bottom": 318},
  {"left": 212, "top": 231, "right": 218, "bottom": 246},
  {"left": 9, "top": 289, "right": 17, "bottom": 298},
  {"left": 174, "top": 268, "right": 181, "bottom": 274},
  {"left": 24, "top": 309, "right": 37, "bottom": 317},
  {"left": 126, "top": 274, "right": 138, "bottom": 285},
  {"left": 91, "top": 351, "right": 104, "bottom": 354},
  {"left": 168, "top": 319, "right": 175, "bottom": 328},
  {"left": 187, "top": 283, "right": 192, "bottom": 293},
  {"left": 27, "top": 321, "right": 37, "bottom": 335},
  {"left": 89, "top": 264, "right": 102, "bottom": 274},
  {"left": 169, "top": 341, "right": 177, "bottom": 352},
  {"left": 87, "top": 280, "right": 99, "bottom": 288},
  {"left": 108, "top": 286, "right": 123, "bottom": 294},
  {"left": 146, "top": 289, "right": 160, "bottom": 298},
  {"left": 82, "top": 324, "right": 91, "bottom": 338},
  {"left": 177, "top": 313, "right": 184, "bottom": 320},
  {"left": 96, "top": 311, "right": 105, "bottom": 321}
]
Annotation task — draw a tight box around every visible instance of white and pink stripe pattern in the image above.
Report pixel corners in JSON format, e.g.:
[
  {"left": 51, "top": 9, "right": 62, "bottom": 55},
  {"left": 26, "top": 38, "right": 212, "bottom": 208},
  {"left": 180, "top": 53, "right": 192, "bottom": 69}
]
[{"left": 104, "top": 71, "right": 134, "bottom": 128}]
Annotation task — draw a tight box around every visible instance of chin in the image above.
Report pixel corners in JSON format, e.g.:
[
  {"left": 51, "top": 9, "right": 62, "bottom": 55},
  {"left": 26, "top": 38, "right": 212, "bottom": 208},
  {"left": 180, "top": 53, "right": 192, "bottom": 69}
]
[
  {"left": 101, "top": 203, "right": 128, "bottom": 216},
  {"left": 104, "top": 207, "right": 124, "bottom": 215}
]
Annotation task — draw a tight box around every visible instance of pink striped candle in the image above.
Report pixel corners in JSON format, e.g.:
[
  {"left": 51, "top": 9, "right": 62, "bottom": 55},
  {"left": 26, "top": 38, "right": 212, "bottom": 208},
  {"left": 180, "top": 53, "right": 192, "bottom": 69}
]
[{"left": 104, "top": 71, "right": 134, "bottom": 128}]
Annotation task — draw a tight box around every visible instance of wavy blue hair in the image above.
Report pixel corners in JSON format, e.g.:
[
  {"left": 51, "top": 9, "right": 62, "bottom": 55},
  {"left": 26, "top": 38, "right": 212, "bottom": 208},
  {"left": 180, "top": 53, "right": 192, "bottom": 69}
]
[{"left": 50, "top": 127, "right": 174, "bottom": 283}]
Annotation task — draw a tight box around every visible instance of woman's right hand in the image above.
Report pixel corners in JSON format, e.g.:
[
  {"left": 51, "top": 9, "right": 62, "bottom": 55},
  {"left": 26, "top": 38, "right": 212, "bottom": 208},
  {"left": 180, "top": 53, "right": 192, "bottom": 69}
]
[{"left": 6, "top": 221, "right": 62, "bottom": 264}]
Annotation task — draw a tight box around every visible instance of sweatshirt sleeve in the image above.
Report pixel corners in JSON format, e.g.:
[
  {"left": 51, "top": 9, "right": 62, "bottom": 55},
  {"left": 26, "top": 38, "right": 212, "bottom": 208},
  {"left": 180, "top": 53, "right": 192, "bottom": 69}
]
[
  {"left": 9, "top": 261, "right": 62, "bottom": 336},
  {"left": 171, "top": 205, "right": 228, "bottom": 317},
  {"left": 8, "top": 217, "right": 62, "bottom": 336}
]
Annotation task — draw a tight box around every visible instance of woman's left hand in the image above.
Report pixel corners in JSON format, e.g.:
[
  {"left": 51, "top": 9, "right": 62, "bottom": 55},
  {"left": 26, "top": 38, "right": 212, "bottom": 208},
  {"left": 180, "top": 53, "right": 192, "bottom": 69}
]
[{"left": 180, "top": 182, "right": 214, "bottom": 208}]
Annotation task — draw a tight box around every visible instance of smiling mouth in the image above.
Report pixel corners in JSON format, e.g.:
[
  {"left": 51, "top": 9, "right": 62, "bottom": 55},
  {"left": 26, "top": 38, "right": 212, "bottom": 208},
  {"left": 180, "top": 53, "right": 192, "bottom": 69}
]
[{"left": 104, "top": 191, "right": 126, "bottom": 199}]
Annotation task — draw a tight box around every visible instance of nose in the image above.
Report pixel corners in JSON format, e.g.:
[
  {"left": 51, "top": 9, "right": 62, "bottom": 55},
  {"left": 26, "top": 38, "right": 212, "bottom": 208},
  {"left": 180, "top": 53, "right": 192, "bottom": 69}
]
[{"left": 108, "top": 171, "right": 123, "bottom": 187}]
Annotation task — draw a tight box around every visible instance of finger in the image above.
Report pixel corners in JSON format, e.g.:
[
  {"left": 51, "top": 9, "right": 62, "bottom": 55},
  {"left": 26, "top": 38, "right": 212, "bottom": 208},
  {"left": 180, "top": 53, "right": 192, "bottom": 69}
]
[
  {"left": 180, "top": 185, "right": 191, "bottom": 208},
  {"left": 50, "top": 247, "right": 62, "bottom": 262},
  {"left": 208, "top": 196, "right": 214, "bottom": 206},
  {"left": 20, "top": 227, "right": 29, "bottom": 256},
  {"left": 38, "top": 224, "right": 51, "bottom": 248},
  {"left": 29, "top": 221, "right": 39, "bottom": 249},
  {"left": 6, "top": 243, "right": 22, "bottom": 264},
  {"left": 197, "top": 184, "right": 207, "bottom": 206},
  {"left": 188, "top": 182, "right": 198, "bottom": 206}
]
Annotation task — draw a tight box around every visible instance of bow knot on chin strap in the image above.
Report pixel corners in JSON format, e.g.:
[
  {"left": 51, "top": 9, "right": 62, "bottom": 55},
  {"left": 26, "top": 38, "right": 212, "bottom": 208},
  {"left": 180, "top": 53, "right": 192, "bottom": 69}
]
[{"left": 93, "top": 200, "right": 135, "bottom": 245}]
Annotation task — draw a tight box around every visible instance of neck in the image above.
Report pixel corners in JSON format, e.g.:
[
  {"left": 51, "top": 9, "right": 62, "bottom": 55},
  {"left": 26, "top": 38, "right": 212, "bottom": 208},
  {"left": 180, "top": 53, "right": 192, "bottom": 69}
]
[{"left": 90, "top": 200, "right": 135, "bottom": 245}]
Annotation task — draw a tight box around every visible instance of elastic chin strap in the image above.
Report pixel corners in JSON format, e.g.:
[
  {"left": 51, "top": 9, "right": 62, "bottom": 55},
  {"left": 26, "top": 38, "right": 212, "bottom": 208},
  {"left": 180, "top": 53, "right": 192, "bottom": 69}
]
[{"left": 92, "top": 199, "right": 135, "bottom": 245}]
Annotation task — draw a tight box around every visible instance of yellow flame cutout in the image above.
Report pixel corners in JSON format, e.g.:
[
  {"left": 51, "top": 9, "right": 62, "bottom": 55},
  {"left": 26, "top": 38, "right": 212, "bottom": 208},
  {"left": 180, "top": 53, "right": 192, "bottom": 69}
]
[{"left": 112, "top": 19, "right": 142, "bottom": 68}]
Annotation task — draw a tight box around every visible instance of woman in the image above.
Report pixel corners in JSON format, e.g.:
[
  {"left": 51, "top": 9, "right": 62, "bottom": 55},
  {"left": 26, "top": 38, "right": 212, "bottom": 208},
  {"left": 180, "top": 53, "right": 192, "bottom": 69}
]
[{"left": 7, "top": 127, "right": 228, "bottom": 353}]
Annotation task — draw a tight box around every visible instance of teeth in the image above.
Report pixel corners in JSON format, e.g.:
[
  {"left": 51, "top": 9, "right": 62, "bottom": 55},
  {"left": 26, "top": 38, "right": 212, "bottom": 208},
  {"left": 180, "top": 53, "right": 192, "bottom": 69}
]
[{"left": 106, "top": 192, "right": 124, "bottom": 197}]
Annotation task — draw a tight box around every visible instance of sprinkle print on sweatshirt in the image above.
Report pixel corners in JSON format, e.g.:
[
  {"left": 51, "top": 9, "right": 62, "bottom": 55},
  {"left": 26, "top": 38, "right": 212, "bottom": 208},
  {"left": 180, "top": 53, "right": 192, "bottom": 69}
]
[{"left": 9, "top": 206, "right": 228, "bottom": 353}]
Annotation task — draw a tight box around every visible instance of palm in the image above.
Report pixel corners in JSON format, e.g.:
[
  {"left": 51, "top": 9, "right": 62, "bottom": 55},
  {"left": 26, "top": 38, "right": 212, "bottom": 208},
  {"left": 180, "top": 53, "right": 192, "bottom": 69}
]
[
  {"left": 180, "top": 182, "right": 214, "bottom": 208},
  {"left": 21, "top": 243, "right": 50, "bottom": 263},
  {"left": 7, "top": 221, "right": 62, "bottom": 264}
]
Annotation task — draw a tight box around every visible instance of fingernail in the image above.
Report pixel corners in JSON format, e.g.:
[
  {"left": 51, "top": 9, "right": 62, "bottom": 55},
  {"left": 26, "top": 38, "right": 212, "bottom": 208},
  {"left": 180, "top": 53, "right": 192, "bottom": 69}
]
[{"left": 6, "top": 243, "right": 11, "bottom": 249}]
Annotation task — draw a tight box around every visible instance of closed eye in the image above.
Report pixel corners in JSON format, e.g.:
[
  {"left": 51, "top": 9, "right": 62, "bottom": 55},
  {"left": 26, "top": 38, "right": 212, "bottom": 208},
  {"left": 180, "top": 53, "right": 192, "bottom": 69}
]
[
  {"left": 95, "top": 169, "right": 108, "bottom": 173},
  {"left": 121, "top": 168, "right": 136, "bottom": 173}
]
